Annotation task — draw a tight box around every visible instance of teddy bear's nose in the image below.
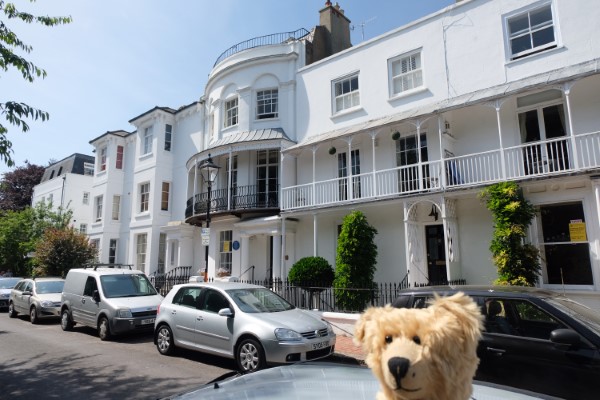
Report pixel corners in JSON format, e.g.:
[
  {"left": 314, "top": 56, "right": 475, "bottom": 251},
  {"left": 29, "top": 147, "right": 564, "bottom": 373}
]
[{"left": 388, "top": 357, "right": 410, "bottom": 383}]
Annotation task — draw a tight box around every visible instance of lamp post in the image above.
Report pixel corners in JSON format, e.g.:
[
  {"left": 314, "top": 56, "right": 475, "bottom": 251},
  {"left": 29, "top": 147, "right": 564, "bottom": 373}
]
[{"left": 198, "top": 154, "right": 220, "bottom": 282}]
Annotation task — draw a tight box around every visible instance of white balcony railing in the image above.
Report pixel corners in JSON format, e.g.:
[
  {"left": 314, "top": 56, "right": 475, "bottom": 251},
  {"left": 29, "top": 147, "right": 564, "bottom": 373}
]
[{"left": 281, "top": 131, "right": 600, "bottom": 210}]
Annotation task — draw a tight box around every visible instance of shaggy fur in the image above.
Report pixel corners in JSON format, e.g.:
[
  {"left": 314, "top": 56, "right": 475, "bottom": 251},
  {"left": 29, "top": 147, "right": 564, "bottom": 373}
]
[{"left": 354, "top": 293, "right": 483, "bottom": 400}]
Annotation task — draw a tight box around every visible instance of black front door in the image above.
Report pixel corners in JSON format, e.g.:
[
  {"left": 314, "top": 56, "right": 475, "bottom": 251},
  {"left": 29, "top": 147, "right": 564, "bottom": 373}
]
[{"left": 425, "top": 225, "right": 447, "bottom": 284}]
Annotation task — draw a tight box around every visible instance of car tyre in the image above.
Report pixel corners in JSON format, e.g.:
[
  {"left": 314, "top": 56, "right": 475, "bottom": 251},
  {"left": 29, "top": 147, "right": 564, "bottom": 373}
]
[
  {"left": 98, "top": 316, "right": 111, "bottom": 341},
  {"left": 236, "top": 338, "right": 266, "bottom": 373},
  {"left": 156, "top": 324, "right": 175, "bottom": 356},
  {"left": 8, "top": 302, "right": 17, "bottom": 318},
  {"left": 61, "top": 309, "right": 73, "bottom": 331},
  {"left": 30, "top": 306, "right": 38, "bottom": 324}
]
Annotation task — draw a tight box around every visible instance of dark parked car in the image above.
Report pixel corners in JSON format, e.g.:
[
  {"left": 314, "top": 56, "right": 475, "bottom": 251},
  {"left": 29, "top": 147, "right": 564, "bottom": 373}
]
[
  {"left": 0, "top": 277, "right": 22, "bottom": 310},
  {"left": 392, "top": 286, "right": 600, "bottom": 399}
]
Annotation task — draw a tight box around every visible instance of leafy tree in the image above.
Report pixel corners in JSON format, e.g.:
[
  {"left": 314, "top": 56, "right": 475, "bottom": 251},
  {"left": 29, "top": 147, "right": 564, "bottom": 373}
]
[
  {"left": 0, "top": 201, "right": 71, "bottom": 276},
  {"left": 333, "top": 210, "right": 378, "bottom": 311},
  {"left": 479, "top": 182, "right": 540, "bottom": 286},
  {"left": 33, "top": 227, "right": 96, "bottom": 277},
  {"left": 0, "top": 1, "right": 71, "bottom": 166},
  {"left": 0, "top": 161, "right": 44, "bottom": 211},
  {"left": 288, "top": 256, "right": 334, "bottom": 287}
]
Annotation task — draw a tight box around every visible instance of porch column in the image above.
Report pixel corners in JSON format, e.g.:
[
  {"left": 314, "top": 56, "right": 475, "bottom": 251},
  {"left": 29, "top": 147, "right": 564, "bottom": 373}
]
[
  {"left": 593, "top": 177, "right": 600, "bottom": 231},
  {"left": 179, "top": 236, "right": 193, "bottom": 270},
  {"left": 272, "top": 234, "right": 282, "bottom": 280},
  {"left": 494, "top": 100, "right": 507, "bottom": 179},
  {"left": 165, "top": 239, "right": 172, "bottom": 272},
  {"left": 415, "top": 120, "right": 423, "bottom": 190},
  {"left": 227, "top": 149, "right": 233, "bottom": 210},
  {"left": 403, "top": 201, "right": 411, "bottom": 284},
  {"left": 281, "top": 218, "right": 286, "bottom": 280},
  {"left": 438, "top": 116, "right": 447, "bottom": 187},
  {"left": 193, "top": 157, "right": 198, "bottom": 201},
  {"left": 312, "top": 146, "right": 317, "bottom": 206},
  {"left": 563, "top": 83, "right": 580, "bottom": 169},
  {"left": 240, "top": 235, "right": 250, "bottom": 279},
  {"left": 313, "top": 213, "right": 318, "bottom": 257},
  {"left": 345, "top": 136, "right": 354, "bottom": 200},
  {"left": 371, "top": 131, "right": 377, "bottom": 196}
]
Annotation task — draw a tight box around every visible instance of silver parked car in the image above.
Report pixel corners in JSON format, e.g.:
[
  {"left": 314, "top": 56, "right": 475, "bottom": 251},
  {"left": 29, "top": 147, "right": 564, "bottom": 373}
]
[
  {"left": 0, "top": 277, "right": 22, "bottom": 311},
  {"left": 8, "top": 277, "right": 65, "bottom": 323},
  {"left": 154, "top": 282, "right": 336, "bottom": 372}
]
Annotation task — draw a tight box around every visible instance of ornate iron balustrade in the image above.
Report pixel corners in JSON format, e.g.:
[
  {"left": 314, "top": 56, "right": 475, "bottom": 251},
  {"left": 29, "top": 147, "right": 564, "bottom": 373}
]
[
  {"left": 213, "top": 28, "right": 310, "bottom": 67},
  {"left": 185, "top": 184, "right": 280, "bottom": 219}
]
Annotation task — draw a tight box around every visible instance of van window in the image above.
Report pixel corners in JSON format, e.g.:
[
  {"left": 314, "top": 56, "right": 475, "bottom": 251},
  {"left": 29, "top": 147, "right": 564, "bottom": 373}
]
[
  {"left": 100, "top": 274, "right": 157, "bottom": 298},
  {"left": 83, "top": 277, "right": 98, "bottom": 297}
]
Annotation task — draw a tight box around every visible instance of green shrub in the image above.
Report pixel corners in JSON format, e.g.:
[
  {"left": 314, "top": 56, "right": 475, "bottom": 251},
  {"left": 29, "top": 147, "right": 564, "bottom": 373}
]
[{"left": 288, "top": 256, "right": 334, "bottom": 287}]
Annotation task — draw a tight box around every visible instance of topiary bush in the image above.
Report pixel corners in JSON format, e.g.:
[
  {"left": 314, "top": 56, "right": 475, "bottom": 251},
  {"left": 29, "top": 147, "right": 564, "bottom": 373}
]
[{"left": 288, "top": 256, "right": 334, "bottom": 287}]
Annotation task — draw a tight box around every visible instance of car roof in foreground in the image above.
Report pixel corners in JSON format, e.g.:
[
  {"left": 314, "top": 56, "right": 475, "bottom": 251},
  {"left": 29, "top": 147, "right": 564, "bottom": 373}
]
[
  {"left": 163, "top": 362, "right": 560, "bottom": 400},
  {"left": 396, "top": 285, "right": 561, "bottom": 299},
  {"left": 176, "top": 281, "right": 267, "bottom": 291}
]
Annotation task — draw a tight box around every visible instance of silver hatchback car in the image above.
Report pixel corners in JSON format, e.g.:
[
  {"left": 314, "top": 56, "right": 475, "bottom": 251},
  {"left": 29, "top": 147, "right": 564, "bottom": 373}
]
[
  {"left": 154, "top": 282, "right": 336, "bottom": 372},
  {"left": 8, "top": 277, "right": 65, "bottom": 323}
]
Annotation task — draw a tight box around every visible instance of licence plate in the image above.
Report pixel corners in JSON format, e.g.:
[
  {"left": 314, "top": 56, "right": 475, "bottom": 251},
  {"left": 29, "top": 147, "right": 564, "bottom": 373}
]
[
  {"left": 312, "top": 340, "right": 329, "bottom": 350},
  {"left": 141, "top": 318, "right": 155, "bottom": 325}
]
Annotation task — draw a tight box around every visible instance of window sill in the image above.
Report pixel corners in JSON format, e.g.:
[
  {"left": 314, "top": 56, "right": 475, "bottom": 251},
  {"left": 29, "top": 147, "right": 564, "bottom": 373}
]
[
  {"left": 330, "top": 106, "right": 364, "bottom": 120},
  {"left": 139, "top": 152, "right": 154, "bottom": 161},
  {"left": 96, "top": 170, "right": 107, "bottom": 178},
  {"left": 387, "top": 86, "right": 428, "bottom": 103},
  {"left": 505, "top": 45, "right": 564, "bottom": 66},
  {"left": 255, "top": 116, "right": 280, "bottom": 122},
  {"left": 135, "top": 212, "right": 151, "bottom": 220}
]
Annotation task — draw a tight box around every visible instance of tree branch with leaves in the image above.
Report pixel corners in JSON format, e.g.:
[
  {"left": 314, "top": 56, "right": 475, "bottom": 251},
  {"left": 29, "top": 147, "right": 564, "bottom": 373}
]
[{"left": 0, "top": 0, "right": 71, "bottom": 166}]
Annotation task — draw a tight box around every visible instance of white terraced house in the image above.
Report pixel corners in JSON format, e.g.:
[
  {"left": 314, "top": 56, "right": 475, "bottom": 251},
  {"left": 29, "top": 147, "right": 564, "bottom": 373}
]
[{"left": 33, "top": 0, "right": 600, "bottom": 307}]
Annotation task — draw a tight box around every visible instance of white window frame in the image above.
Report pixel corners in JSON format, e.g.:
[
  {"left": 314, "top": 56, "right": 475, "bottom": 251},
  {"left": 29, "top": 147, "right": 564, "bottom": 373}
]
[
  {"left": 112, "top": 195, "right": 121, "bottom": 221},
  {"left": 161, "top": 181, "right": 170, "bottom": 211},
  {"left": 94, "top": 195, "right": 103, "bottom": 222},
  {"left": 218, "top": 230, "right": 233, "bottom": 277},
  {"left": 84, "top": 162, "right": 94, "bottom": 176},
  {"left": 79, "top": 223, "right": 87, "bottom": 234},
  {"left": 143, "top": 126, "right": 153, "bottom": 155},
  {"left": 164, "top": 124, "right": 172, "bottom": 151},
  {"left": 139, "top": 182, "right": 150, "bottom": 213},
  {"left": 136, "top": 234, "right": 147, "bottom": 272},
  {"left": 99, "top": 147, "right": 107, "bottom": 172},
  {"left": 108, "top": 239, "right": 118, "bottom": 264},
  {"left": 224, "top": 97, "right": 238, "bottom": 128},
  {"left": 332, "top": 73, "right": 360, "bottom": 114},
  {"left": 388, "top": 49, "right": 423, "bottom": 96},
  {"left": 116, "top": 145, "right": 124, "bottom": 169},
  {"left": 256, "top": 89, "right": 278, "bottom": 120},
  {"left": 83, "top": 192, "right": 90, "bottom": 205},
  {"left": 504, "top": 2, "right": 557, "bottom": 61}
]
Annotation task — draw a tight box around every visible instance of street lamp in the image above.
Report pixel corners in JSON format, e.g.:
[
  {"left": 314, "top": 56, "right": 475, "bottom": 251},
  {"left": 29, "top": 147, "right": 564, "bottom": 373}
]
[{"left": 198, "top": 154, "right": 220, "bottom": 282}]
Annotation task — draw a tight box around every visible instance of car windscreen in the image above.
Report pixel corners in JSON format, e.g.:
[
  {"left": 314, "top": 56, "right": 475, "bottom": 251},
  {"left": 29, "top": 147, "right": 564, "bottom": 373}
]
[
  {"left": 100, "top": 274, "right": 157, "bottom": 298},
  {"left": 227, "top": 288, "right": 294, "bottom": 313},
  {"left": 36, "top": 280, "right": 65, "bottom": 294},
  {"left": 545, "top": 296, "right": 600, "bottom": 333},
  {"left": 0, "top": 278, "right": 21, "bottom": 289}
]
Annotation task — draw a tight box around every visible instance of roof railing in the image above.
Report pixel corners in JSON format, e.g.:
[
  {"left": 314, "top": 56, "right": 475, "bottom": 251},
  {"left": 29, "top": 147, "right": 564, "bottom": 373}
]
[{"left": 213, "top": 28, "right": 310, "bottom": 67}]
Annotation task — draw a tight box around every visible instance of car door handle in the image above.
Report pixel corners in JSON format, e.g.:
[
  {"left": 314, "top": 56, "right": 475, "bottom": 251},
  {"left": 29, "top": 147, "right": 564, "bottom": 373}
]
[
  {"left": 486, "top": 347, "right": 506, "bottom": 356},
  {"left": 196, "top": 316, "right": 203, "bottom": 321},
  {"left": 171, "top": 310, "right": 177, "bottom": 315},
  {"left": 81, "top": 298, "right": 86, "bottom": 304}
]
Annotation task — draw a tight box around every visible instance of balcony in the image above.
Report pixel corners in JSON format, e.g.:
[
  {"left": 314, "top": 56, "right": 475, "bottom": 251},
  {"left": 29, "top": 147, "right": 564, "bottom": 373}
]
[
  {"left": 282, "top": 131, "right": 600, "bottom": 210},
  {"left": 185, "top": 184, "right": 280, "bottom": 222}
]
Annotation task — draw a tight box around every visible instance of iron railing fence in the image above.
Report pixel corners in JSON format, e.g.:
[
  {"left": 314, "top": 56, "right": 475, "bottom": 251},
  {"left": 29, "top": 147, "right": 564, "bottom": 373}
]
[
  {"left": 149, "top": 270, "right": 467, "bottom": 312},
  {"left": 214, "top": 28, "right": 310, "bottom": 67}
]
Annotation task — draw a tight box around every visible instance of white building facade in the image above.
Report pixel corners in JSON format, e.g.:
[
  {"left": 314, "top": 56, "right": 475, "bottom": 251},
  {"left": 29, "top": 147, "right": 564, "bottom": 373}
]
[{"left": 37, "top": 0, "right": 600, "bottom": 306}]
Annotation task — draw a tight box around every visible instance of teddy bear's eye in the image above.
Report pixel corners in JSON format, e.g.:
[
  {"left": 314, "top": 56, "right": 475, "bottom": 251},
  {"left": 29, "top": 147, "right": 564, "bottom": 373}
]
[
  {"left": 385, "top": 335, "right": 393, "bottom": 344},
  {"left": 412, "top": 335, "right": 421, "bottom": 345}
]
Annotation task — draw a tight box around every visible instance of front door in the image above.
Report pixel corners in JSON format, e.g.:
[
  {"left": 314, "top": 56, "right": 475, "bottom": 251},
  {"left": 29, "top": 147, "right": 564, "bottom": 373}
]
[{"left": 425, "top": 225, "right": 447, "bottom": 284}]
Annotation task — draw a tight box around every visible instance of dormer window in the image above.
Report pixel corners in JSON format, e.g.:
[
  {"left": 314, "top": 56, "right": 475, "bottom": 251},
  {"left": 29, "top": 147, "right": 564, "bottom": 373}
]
[
  {"left": 99, "top": 147, "right": 107, "bottom": 171},
  {"left": 256, "top": 89, "right": 278, "bottom": 120},
  {"left": 143, "top": 126, "right": 153, "bottom": 155},
  {"left": 50, "top": 170, "right": 55, "bottom": 179}
]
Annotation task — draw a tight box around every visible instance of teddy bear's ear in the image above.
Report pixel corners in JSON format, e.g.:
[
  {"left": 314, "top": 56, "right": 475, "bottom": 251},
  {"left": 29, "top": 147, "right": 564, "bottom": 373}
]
[
  {"left": 354, "top": 306, "right": 392, "bottom": 348},
  {"left": 430, "top": 292, "right": 484, "bottom": 340},
  {"left": 354, "top": 307, "right": 376, "bottom": 345}
]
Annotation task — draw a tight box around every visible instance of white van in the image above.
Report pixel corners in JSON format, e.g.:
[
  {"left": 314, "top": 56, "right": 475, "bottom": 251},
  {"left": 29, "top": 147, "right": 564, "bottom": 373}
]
[{"left": 60, "top": 266, "right": 163, "bottom": 340}]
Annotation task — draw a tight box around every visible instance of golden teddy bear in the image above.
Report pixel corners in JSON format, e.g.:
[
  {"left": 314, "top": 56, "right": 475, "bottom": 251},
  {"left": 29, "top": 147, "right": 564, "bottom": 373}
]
[{"left": 354, "top": 292, "right": 483, "bottom": 400}]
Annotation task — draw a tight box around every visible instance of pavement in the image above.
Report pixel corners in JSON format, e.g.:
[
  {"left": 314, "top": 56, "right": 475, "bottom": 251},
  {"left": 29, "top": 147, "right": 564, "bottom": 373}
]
[{"left": 320, "top": 312, "right": 366, "bottom": 364}]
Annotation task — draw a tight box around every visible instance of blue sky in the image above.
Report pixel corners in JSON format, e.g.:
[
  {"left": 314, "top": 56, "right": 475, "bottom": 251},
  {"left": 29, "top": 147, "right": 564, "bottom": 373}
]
[{"left": 1, "top": 0, "right": 454, "bottom": 175}]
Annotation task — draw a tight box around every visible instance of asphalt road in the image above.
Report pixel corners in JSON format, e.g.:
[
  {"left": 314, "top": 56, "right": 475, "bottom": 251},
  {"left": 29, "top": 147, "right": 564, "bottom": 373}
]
[{"left": 0, "top": 313, "right": 235, "bottom": 399}]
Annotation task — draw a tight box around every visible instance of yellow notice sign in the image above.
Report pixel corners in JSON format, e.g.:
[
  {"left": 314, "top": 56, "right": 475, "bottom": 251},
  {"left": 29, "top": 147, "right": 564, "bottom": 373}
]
[
  {"left": 569, "top": 221, "right": 587, "bottom": 241},
  {"left": 223, "top": 241, "right": 230, "bottom": 252}
]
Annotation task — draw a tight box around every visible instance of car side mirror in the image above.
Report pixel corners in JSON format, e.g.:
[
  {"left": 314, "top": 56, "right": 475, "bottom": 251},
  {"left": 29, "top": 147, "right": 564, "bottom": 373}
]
[
  {"left": 92, "top": 290, "right": 100, "bottom": 303},
  {"left": 218, "top": 307, "right": 233, "bottom": 317},
  {"left": 550, "top": 328, "right": 580, "bottom": 349}
]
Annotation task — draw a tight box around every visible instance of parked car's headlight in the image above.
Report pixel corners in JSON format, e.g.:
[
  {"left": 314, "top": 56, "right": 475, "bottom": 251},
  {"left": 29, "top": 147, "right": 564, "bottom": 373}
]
[
  {"left": 274, "top": 328, "right": 303, "bottom": 341},
  {"left": 117, "top": 308, "right": 132, "bottom": 318},
  {"left": 325, "top": 321, "right": 335, "bottom": 336},
  {"left": 0, "top": 293, "right": 8, "bottom": 299},
  {"left": 41, "top": 300, "right": 54, "bottom": 307}
]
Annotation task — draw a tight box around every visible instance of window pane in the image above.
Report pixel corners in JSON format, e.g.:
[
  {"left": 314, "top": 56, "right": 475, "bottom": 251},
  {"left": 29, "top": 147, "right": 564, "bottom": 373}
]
[
  {"left": 530, "top": 7, "right": 553, "bottom": 27},
  {"left": 544, "top": 244, "right": 593, "bottom": 285},
  {"left": 509, "top": 14, "right": 529, "bottom": 35},
  {"left": 532, "top": 27, "right": 554, "bottom": 47},
  {"left": 511, "top": 35, "right": 532, "bottom": 54}
]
